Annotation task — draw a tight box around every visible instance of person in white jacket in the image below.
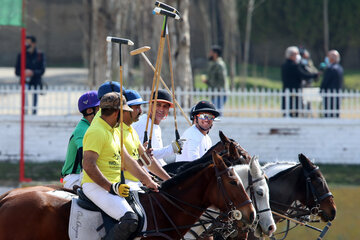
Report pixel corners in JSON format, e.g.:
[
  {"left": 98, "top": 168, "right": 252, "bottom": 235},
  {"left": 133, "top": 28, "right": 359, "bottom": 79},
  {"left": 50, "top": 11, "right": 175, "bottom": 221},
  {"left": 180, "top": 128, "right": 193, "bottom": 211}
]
[
  {"left": 133, "top": 89, "right": 184, "bottom": 166},
  {"left": 176, "top": 100, "right": 220, "bottom": 162}
]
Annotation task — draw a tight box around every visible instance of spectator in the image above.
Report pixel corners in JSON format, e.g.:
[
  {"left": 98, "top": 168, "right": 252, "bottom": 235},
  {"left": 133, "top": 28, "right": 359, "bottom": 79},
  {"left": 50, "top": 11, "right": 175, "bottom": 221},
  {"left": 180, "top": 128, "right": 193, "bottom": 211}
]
[
  {"left": 133, "top": 89, "right": 184, "bottom": 166},
  {"left": 176, "top": 100, "right": 219, "bottom": 162},
  {"left": 299, "top": 48, "right": 319, "bottom": 88},
  {"left": 61, "top": 91, "right": 100, "bottom": 189},
  {"left": 15, "top": 35, "right": 46, "bottom": 115},
  {"left": 281, "top": 46, "right": 318, "bottom": 117},
  {"left": 202, "top": 45, "right": 229, "bottom": 114},
  {"left": 320, "top": 50, "right": 343, "bottom": 118}
]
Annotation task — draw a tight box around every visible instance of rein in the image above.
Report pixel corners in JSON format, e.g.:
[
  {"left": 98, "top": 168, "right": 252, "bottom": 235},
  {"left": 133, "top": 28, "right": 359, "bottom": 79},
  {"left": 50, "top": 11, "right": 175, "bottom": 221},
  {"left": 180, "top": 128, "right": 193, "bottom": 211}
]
[{"left": 139, "top": 164, "right": 251, "bottom": 240}]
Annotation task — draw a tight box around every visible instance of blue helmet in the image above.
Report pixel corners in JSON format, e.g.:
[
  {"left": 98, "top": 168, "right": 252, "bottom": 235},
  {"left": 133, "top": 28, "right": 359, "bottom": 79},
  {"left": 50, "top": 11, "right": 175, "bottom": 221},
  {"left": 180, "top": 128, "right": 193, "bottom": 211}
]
[
  {"left": 124, "top": 89, "right": 148, "bottom": 106},
  {"left": 97, "top": 81, "right": 126, "bottom": 100},
  {"left": 78, "top": 91, "right": 100, "bottom": 113}
]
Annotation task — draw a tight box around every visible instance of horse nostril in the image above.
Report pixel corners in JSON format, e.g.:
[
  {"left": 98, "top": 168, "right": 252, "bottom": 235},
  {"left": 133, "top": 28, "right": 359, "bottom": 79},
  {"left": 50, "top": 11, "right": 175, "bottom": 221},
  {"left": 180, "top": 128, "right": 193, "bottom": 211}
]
[
  {"left": 331, "top": 209, "right": 336, "bottom": 219},
  {"left": 268, "top": 225, "right": 274, "bottom": 232}
]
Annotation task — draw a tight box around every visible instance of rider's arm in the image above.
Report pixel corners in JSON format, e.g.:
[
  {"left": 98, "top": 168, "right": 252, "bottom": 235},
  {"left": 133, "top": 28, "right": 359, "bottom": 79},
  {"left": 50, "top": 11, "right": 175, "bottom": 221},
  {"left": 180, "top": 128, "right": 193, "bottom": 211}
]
[
  {"left": 138, "top": 144, "right": 171, "bottom": 181},
  {"left": 83, "top": 150, "right": 112, "bottom": 191},
  {"left": 122, "top": 147, "right": 159, "bottom": 191},
  {"left": 152, "top": 145, "right": 174, "bottom": 160}
]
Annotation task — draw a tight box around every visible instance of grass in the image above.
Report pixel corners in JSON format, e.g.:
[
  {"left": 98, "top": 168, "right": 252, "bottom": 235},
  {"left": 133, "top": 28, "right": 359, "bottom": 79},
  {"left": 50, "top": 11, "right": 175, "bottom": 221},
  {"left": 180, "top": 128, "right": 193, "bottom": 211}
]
[{"left": 194, "top": 64, "right": 360, "bottom": 90}]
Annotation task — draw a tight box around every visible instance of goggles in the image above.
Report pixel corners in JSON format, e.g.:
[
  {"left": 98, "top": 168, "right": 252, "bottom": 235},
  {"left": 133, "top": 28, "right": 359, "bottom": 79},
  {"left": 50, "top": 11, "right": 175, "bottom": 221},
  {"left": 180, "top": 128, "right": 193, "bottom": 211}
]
[{"left": 197, "top": 113, "right": 215, "bottom": 121}]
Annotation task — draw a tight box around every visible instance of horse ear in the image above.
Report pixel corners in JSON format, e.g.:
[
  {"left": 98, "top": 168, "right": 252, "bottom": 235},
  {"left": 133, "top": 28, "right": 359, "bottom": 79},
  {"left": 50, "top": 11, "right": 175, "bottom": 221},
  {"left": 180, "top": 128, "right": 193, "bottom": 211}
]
[
  {"left": 298, "top": 153, "right": 314, "bottom": 169},
  {"left": 219, "top": 131, "right": 230, "bottom": 144},
  {"left": 229, "top": 142, "right": 240, "bottom": 160},
  {"left": 212, "top": 151, "right": 226, "bottom": 170},
  {"left": 250, "top": 155, "right": 261, "bottom": 176}
]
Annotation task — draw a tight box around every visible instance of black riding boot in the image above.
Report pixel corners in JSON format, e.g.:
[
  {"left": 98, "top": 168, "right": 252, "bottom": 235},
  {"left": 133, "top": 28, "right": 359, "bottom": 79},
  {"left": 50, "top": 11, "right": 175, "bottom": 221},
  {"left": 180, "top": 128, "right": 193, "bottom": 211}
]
[{"left": 104, "top": 212, "right": 138, "bottom": 240}]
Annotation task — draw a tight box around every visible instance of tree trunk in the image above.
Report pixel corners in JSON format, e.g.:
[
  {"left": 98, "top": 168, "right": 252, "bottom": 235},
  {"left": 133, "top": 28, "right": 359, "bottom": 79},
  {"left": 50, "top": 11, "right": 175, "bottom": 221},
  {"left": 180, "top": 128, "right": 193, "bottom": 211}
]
[
  {"left": 323, "top": 0, "right": 329, "bottom": 55},
  {"left": 242, "top": 0, "right": 255, "bottom": 88}
]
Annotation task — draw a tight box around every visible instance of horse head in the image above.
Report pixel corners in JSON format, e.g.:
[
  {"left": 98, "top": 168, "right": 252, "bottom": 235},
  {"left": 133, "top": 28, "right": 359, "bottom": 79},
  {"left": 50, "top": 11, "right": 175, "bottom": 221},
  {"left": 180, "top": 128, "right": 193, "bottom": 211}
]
[
  {"left": 298, "top": 153, "right": 336, "bottom": 222},
  {"left": 248, "top": 156, "right": 276, "bottom": 238},
  {"left": 211, "top": 151, "right": 256, "bottom": 227}
]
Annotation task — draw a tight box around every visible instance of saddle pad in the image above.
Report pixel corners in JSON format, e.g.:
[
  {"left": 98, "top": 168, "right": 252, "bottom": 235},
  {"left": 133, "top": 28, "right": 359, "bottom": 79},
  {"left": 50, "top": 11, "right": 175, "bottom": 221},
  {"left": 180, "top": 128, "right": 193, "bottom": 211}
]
[
  {"left": 68, "top": 198, "right": 106, "bottom": 240},
  {"left": 46, "top": 190, "right": 78, "bottom": 200}
]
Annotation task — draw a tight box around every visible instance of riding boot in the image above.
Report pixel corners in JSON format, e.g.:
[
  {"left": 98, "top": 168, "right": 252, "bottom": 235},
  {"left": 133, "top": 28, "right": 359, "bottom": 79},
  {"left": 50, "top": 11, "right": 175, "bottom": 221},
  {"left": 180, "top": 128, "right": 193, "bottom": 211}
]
[{"left": 104, "top": 212, "right": 138, "bottom": 240}]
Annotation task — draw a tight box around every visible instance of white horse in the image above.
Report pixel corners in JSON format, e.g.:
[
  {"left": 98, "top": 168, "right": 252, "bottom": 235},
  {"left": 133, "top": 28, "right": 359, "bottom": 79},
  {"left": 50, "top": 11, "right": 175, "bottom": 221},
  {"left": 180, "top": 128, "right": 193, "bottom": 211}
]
[{"left": 185, "top": 156, "right": 276, "bottom": 239}]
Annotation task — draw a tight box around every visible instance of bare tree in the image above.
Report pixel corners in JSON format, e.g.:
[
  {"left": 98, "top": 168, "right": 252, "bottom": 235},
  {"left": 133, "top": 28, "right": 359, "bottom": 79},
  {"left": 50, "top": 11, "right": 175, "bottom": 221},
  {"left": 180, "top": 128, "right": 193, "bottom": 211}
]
[{"left": 323, "top": 0, "right": 329, "bottom": 54}]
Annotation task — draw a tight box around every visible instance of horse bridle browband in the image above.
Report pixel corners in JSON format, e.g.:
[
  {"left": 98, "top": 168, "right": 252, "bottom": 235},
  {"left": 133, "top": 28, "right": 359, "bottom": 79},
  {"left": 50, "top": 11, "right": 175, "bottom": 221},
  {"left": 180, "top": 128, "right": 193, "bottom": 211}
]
[{"left": 139, "top": 164, "right": 252, "bottom": 240}]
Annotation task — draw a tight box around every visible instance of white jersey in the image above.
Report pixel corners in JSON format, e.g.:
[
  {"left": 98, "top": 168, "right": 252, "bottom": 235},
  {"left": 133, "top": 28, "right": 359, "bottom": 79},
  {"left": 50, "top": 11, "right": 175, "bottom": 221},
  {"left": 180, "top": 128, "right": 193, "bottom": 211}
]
[
  {"left": 133, "top": 114, "right": 173, "bottom": 166},
  {"left": 176, "top": 125, "right": 212, "bottom": 162}
]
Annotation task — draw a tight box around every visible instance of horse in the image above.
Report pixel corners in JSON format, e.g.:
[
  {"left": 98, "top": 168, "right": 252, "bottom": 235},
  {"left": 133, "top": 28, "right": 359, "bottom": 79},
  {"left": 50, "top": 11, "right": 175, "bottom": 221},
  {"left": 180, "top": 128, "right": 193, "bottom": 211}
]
[
  {"left": 183, "top": 155, "right": 276, "bottom": 240},
  {"left": 0, "top": 152, "right": 255, "bottom": 240},
  {"left": 247, "top": 153, "right": 336, "bottom": 240}
]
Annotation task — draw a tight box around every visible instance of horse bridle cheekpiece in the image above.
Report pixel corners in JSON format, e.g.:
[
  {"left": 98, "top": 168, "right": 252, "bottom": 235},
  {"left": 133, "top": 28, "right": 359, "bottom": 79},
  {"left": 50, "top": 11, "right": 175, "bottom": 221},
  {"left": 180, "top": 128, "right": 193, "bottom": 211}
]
[
  {"left": 215, "top": 167, "right": 252, "bottom": 221},
  {"left": 303, "top": 166, "right": 333, "bottom": 212}
]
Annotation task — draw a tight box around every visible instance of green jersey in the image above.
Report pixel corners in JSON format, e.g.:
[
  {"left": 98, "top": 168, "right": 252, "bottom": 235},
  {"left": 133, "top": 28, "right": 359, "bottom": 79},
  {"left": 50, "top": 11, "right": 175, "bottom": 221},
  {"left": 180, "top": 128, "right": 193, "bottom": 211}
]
[{"left": 61, "top": 118, "right": 90, "bottom": 176}]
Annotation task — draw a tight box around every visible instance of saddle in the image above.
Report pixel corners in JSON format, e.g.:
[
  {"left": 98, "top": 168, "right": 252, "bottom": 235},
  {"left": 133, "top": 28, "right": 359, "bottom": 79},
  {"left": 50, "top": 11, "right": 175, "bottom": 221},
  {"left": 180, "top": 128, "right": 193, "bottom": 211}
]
[{"left": 76, "top": 188, "right": 146, "bottom": 239}]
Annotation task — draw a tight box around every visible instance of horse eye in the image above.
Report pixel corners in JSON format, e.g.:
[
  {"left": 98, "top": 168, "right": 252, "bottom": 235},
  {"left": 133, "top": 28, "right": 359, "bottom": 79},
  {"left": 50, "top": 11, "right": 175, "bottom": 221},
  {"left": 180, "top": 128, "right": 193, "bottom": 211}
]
[
  {"left": 229, "top": 180, "right": 237, "bottom": 186},
  {"left": 256, "top": 189, "right": 264, "bottom": 197}
]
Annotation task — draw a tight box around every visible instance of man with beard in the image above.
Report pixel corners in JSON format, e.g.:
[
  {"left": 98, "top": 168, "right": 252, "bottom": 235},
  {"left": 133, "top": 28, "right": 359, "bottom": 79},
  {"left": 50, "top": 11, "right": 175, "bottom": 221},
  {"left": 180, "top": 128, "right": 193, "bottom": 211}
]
[
  {"left": 123, "top": 89, "right": 170, "bottom": 190},
  {"left": 176, "top": 100, "right": 220, "bottom": 162},
  {"left": 133, "top": 89, "right": 185, "bottom": 166}
]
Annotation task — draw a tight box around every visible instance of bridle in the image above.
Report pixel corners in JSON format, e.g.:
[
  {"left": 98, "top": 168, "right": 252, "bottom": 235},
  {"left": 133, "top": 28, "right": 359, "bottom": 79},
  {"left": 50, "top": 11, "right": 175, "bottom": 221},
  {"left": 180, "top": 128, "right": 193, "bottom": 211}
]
[
  {"left": 139, "top": 164, "right": 252, "bottom": 240},
  {"left": 246, "top": 169, "right": 271, "bottom": 229}
]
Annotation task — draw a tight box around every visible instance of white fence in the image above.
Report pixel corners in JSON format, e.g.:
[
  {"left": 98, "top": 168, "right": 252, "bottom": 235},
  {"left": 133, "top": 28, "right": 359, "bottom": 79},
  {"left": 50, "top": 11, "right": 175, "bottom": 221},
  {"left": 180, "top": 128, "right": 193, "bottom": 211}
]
[{"left": 0, "top": 85, "right": 360, "bottom": 118}]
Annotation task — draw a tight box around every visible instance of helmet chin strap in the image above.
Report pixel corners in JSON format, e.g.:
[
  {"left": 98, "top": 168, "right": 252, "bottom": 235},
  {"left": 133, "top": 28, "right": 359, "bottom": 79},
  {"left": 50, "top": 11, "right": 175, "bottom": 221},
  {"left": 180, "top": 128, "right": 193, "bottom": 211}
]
[{"left": 115, "top": 110, "right": 121, "bottom": 127}]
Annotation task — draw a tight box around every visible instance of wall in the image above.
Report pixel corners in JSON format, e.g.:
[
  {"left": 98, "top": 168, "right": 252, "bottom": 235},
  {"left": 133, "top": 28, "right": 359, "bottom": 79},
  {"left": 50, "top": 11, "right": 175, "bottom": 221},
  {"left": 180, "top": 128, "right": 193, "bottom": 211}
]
[{"left": 0, "top": 116, "right": 359, "bottom": 164}]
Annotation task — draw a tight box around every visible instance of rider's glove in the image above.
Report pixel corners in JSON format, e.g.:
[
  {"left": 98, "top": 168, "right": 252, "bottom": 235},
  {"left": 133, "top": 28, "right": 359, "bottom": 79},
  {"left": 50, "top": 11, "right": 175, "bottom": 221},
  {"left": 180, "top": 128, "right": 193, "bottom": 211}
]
[
  {"left": 109, "top": 182, "right": 130, "bottom": 197},
  {"left": 171, "top": 139, "right": 186, "bottom": 154}
]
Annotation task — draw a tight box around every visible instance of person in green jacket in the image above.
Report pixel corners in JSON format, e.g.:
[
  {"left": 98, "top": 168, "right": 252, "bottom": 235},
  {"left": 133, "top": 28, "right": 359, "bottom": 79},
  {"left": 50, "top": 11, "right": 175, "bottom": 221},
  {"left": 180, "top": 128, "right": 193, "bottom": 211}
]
[{"left": 61, "top": 90, "right": 100, "bottom": 188}]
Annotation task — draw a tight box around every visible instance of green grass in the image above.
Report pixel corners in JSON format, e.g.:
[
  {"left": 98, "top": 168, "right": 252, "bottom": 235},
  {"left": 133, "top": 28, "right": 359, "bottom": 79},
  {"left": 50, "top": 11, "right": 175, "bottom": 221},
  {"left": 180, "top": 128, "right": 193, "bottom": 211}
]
[{"left": 194, "top": 64, "right": 360, "bottom": 90}]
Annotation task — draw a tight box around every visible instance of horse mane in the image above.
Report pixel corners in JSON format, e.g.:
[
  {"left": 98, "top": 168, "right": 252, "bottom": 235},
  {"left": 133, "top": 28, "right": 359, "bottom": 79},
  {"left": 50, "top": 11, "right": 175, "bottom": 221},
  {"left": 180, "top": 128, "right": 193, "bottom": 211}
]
[
  {"left": 176, "top": 153, "right": 214, "bottom": 174},
  {"left": 267, "top": 163, "right": 300, "bottom": 181},
  {"left": 161, "top": 161, "right": 211, "bottom": 190}
]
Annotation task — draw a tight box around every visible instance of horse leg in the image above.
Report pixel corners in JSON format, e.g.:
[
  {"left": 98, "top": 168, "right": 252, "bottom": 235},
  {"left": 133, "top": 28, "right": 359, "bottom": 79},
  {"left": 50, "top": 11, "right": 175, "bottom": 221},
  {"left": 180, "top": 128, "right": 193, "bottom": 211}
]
[{"left": 0, "top": 191, "right": 70, "bottom": 240}]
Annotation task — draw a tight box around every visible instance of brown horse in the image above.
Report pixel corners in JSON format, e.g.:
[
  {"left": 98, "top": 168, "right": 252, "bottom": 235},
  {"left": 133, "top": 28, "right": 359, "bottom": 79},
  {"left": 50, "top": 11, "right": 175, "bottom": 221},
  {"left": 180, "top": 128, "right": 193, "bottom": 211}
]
[{"left": 0, "top": 152, "right": 255, "bottom": 240}]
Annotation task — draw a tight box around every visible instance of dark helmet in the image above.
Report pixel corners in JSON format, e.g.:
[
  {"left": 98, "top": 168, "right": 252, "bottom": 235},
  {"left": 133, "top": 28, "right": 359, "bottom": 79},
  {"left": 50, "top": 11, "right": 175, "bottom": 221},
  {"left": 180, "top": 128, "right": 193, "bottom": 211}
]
[
  {"left": 151, "top": 89, "right": 174, "bottom": 107},
  {"left": 192, "top": 100, "right": 220, "bottom": 118},
  {"left": 189, "top": 105, "right": 196, "bottom": 121},
  {"left": 78, "top": 91, "right": 100, "bottom": 113},
  {"left": 97, "top": 81, "right": 126, "bottom": 100}
]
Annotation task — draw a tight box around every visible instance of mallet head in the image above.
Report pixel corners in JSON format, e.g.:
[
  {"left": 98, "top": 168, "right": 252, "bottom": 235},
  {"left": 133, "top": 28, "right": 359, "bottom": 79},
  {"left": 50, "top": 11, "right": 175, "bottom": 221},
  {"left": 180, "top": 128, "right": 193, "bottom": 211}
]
[
  {"left": 106, "top": 36, "right": 134, "bottom": 46},
  {"left": 130, "top": 46, "right": 151, "bottom": 56}
]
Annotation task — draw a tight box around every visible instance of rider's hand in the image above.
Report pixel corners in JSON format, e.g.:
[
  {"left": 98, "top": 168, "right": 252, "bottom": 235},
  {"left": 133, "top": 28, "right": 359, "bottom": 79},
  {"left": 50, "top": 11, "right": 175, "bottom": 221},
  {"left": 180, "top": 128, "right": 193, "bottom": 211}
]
[
  {"left": 109, "top": 182, "right": 130, "bottom": 197},
  {"left": 141, "top": 178, "right": 159, "bottom": 192},
  {"left": 171, "top": 139, "right": 186, "bottom": 154}
]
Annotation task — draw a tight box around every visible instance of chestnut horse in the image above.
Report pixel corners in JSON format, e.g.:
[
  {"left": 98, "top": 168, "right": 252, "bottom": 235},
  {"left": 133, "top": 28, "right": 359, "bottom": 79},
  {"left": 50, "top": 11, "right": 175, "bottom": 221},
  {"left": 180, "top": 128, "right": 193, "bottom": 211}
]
[
  {"left": 247, "top": 153, "right": 337, "bottom": 240},
  {"left": 0, "top": 152, "right": 255, "bottom": 240}
]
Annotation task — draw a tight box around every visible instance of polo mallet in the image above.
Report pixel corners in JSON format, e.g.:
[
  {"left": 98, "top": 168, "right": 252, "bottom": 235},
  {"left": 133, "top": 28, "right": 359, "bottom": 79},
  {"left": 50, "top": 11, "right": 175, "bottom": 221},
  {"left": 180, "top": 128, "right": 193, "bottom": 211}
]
[
  {"left": 130, "top": 46, "right": 192, "bottom": 126},
  {"left": 145, "top": 7, "right": 180, "bottom": 149},
  {"left": 166, "top": 27, "right": 181, "bottom": 151},
  {"left": 272, "top": 211, "right": 332, "bottom": 238},
  {"left": 106, "top": 36, "right": 134, "bottom": 183},
  {"left": 155, "top": 1, "right": 180, "bottom": 16}
]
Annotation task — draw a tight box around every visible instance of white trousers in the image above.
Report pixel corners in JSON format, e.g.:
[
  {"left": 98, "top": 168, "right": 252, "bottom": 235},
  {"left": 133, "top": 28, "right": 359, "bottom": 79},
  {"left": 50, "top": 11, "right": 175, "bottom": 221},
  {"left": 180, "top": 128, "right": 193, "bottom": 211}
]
[
  {"left": 63, "top": 174, "right": 81, "bottom": 189},
  {"left": 82, "top": 182, "right": 133, "bottom": 220}
]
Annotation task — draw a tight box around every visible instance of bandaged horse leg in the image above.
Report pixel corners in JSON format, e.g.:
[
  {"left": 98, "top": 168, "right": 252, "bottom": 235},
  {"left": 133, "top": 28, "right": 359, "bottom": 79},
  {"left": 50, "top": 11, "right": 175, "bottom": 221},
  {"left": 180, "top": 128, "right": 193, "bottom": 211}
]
[{"left": 104, "top": 211, "right": 138, "bottom": 240}]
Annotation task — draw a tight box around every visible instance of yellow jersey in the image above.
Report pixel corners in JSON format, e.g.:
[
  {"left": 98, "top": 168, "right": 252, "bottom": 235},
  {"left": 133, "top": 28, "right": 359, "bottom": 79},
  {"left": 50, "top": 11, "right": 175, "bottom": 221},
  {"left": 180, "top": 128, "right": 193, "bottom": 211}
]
[
  {"left": 122, "top": 123, "right": 141, "bottom": 182},
  {"left": 81, "top": 116, "right": 121, "bottom": 184}
]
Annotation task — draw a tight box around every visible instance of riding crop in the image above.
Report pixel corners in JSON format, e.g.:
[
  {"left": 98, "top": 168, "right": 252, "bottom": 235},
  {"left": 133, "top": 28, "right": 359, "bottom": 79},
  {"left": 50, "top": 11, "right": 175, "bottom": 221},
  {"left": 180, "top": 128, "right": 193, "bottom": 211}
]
[
  {"left": 130, "top": 46, "right": 191, "bottom": 126},
  {"left": 106, "top": 36, "right": 134, "bottom": 183}
]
